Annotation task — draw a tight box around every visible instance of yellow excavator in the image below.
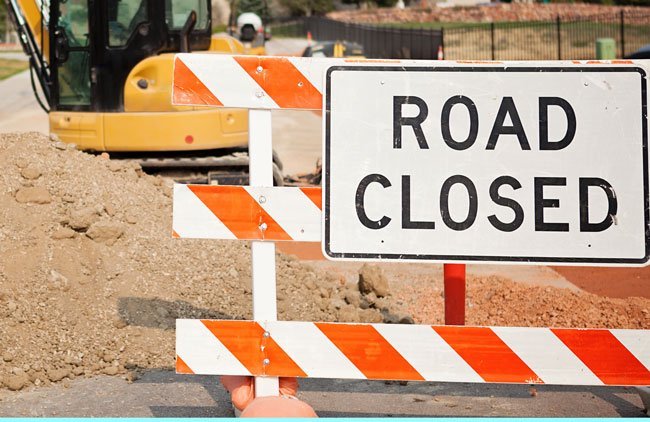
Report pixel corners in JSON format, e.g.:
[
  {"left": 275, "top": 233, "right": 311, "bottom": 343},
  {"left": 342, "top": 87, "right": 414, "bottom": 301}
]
[{"left": 5, "top": 0, "right": 282, "bottom": 184}]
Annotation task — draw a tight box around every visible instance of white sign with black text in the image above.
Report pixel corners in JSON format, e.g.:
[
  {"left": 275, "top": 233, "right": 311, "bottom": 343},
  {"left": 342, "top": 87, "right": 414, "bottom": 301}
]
[{"left": 324, "top": 65, "right": 649, "bottom": 265}]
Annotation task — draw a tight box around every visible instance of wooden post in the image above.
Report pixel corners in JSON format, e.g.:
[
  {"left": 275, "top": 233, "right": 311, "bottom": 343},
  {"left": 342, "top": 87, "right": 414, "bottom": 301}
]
[{"left": 249, "top": 109, "right": 280, "bottom": 397}]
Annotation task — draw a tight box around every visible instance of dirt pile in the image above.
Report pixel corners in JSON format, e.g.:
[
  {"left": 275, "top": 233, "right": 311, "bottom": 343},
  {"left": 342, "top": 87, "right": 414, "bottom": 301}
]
[
  {"left": 328, "top": 4, "right": 645, "bottom": 25},
  {"left": 0, "top": 133, "right": 386, "bottom": 391},
  {"left": 397, "top": 275, "right": 650, "bottom": 328},
  {"left": 313, "top": 261, "right": 650, "bottom": 329}
]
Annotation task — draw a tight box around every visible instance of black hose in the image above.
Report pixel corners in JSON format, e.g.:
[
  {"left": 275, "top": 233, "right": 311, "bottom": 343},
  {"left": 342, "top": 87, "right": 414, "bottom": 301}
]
[{"left": 29, "top": 59, "right": 50, "bottom": 113}]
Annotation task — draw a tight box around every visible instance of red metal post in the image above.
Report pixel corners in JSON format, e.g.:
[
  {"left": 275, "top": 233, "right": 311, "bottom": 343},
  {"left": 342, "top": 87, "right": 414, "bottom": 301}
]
[{"left": 444, "top": 263, "right": 466, "bottom": 325}]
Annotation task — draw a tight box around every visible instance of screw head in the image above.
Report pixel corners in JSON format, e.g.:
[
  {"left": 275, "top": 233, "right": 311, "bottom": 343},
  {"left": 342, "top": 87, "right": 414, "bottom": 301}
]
[
  {"left": 263, "top": 358, "right": 270, "bottom": 365},
  {"left": 256, "top": 66, "right": 263, "bottom": 73}
]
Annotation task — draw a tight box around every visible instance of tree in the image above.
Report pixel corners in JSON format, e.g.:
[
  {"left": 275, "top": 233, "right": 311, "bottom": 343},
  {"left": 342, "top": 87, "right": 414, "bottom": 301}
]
[
  {"left": 235, "top": 0, "right": 269, "bottom": 19},
  {"left": 0, "top": 2, "right": 7, "bottom": 42}
]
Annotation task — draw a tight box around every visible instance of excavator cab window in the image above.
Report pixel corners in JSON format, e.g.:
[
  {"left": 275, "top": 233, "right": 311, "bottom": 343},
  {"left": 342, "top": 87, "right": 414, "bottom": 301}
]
[
  {"left": 166, "top": 0, "right": 209, "bottom": 31},
  {"left": 54, "top": 0, "right": 91, "bottom": 106},
  {"left": 108, "top": 0, "right": 148, "bottom": 47},
  {"left": 46, "top": 0, "right": 212, "bottom": 111}
]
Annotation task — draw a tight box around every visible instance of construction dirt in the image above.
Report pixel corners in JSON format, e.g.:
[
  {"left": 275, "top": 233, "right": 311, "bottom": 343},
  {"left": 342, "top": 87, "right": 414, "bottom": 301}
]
[{"left": 0, "top": 132, "right": 648, "bottom": 393}]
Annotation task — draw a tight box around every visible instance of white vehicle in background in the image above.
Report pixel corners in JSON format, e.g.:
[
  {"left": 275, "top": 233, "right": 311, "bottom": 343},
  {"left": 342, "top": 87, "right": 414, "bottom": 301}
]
[
  {"left": 236, "top": 12, "right": 263, "bottom": 42},
  {"left": 229, "top": 10, "right": 270, "bottom": 53}
]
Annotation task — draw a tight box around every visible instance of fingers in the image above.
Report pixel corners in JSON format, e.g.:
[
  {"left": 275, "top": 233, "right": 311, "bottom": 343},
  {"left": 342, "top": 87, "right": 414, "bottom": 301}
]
[
  {"left": 221, "top": 375, "right": 254, "bottom": 411},
  {"left": 279, "top": 377, "right": 299, "bottom": 397},
  {"left": 221, "top": 376, "right": 300, "bottom": 411}
]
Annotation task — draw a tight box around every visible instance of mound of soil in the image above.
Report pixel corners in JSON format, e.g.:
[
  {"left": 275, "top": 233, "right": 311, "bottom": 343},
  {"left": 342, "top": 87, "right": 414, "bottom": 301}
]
[
  {"left": 0, "top": 133, "right": 385, "bottom": 391},
  {"left": 397, "top": 276, "right": 649, "bottom": 328},
  {"left": 313, "top": 261, "right": 649, "bottom": 329}
]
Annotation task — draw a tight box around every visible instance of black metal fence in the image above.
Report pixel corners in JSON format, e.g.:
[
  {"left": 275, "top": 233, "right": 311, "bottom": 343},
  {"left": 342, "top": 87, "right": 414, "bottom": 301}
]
[
  {"left": 444, "top": 9, "right": 650, "bottom": 60},
  {"left": 271, "top": 17, "right": 443, "bottom": 59},
  {"left": 269, "top": 9, "right": 650, "bottom": 60}
]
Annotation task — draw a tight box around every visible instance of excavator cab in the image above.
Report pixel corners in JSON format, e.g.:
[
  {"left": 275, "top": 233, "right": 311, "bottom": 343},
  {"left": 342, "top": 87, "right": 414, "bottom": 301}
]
[{"left": 51, "top": 0, "right": 211, "bottom": 112}]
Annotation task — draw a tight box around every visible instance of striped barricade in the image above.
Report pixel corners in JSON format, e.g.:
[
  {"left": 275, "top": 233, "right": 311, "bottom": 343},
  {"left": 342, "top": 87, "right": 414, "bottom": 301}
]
[
  {"left": 171, "top": 54, "right": 650, "bottom": 389},
  {"left": 170, "top": 179, "right": 650, "bottom": 386}
]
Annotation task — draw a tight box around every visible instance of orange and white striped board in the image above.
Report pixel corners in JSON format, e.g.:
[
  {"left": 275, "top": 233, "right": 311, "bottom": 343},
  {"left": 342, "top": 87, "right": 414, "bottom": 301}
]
[
  {"left": 172, "top": 184, "right": 322, "bottom": 241},
  {"left": 176, "top": 320, "right": 650, "bottom": 386},
  {"left": 173, "top": 54, "right": 338, "bottom": 110},
  {"left": 172, "top": 54, "right": 644, "bottom": 110}
]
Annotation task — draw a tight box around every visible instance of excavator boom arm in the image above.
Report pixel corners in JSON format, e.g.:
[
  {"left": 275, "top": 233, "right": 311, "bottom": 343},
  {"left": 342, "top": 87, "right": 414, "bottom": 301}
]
[{"left": 4, "top": 0, "right": 51, "bottom": 106}]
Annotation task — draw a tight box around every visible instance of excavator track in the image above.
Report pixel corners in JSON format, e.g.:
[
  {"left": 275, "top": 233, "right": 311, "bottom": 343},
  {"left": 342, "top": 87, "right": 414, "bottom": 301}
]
[{"left": 110, "top": 150, "right": 284, "bottom": 186}]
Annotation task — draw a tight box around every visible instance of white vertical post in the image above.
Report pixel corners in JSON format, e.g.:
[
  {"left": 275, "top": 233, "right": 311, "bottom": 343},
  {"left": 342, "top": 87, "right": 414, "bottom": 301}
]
[{"left": 248, "top": 108, "right": 280, "bottom": 397}]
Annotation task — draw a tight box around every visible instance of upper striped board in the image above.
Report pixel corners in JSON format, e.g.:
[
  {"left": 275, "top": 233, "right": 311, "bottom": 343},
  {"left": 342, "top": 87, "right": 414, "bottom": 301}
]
[{"left": 172, "top": 54, "right": 642, "bottom": 110}]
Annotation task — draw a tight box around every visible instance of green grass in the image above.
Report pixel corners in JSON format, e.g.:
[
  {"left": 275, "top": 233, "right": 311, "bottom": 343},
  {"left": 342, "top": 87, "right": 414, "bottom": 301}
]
[{"left": 0, "top": 59, "right": 27, "bottom": 81}]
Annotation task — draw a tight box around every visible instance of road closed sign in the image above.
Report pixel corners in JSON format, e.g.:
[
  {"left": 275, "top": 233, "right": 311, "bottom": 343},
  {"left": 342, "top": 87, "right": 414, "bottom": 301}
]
[{"left": 324, "top": 65, "right": 649, "bottom": 265}]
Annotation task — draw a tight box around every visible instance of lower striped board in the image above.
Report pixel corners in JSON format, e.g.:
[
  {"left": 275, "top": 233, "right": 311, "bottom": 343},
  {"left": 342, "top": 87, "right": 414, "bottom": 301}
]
[{"left": 176, "top": 320, "right": 650, "bottom": 386}]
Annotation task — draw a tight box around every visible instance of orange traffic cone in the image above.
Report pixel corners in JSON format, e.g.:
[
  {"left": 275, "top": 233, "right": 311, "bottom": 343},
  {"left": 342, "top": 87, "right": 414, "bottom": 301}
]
[
  {"left": 437, "top": 44, "right": 444, "bottom": 60},
  {"left": 307, "top": 31, "right": 313, "bottom": 47}
]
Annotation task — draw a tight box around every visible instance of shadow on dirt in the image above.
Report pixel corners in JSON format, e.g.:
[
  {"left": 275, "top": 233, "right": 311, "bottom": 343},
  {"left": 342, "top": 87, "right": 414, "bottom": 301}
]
[{"left": 117, "top": 297, "right": 233, "bottom": 330}]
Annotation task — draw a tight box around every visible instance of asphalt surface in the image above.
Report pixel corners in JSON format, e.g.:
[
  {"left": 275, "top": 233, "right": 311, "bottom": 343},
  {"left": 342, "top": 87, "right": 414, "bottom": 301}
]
[
  {"left": 0, "top": 370, "right": 646, "bottom": 417},
  {"left": 0, "top": 65, "right": 48, "bottom": 134}
]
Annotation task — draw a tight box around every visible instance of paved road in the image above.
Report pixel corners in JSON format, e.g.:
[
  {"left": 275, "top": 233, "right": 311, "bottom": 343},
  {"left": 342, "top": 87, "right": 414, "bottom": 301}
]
[
  {"left": 0, "top": 69, "right": 48, "bottom": 134},
  {"left": 0, "top": 370, "right": 646, "bottom": 417},
  {"left": 0, "top": 51, "right": 49, "bottom": 133},
  {"left": 264, "top": 37, "right": 308, "bottom": 56}
]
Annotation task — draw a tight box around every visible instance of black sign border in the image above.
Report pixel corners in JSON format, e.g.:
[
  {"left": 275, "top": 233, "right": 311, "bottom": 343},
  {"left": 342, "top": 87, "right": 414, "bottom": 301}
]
[{"left": 324, "top": 65, "right": 649, "bottom": 264}]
